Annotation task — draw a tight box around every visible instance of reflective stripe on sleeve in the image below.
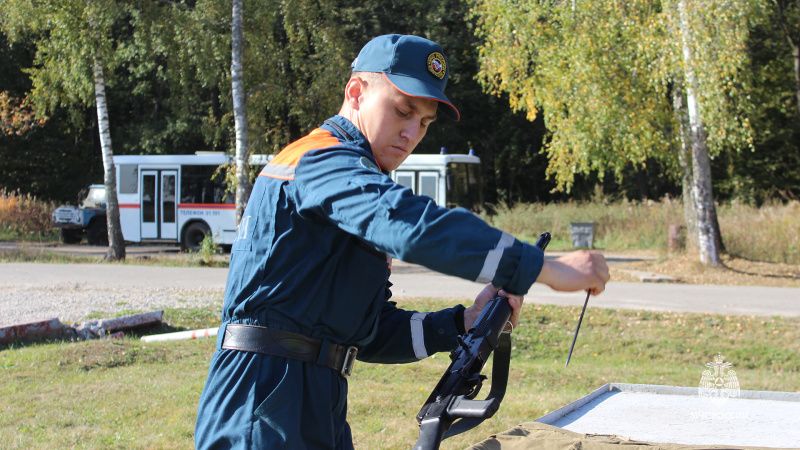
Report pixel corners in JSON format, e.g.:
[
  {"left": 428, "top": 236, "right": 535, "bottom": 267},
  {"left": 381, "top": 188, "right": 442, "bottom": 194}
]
[
  {"left": 259, "top": 164, "right": 297, "bottom": 180},
  {"left": 476, "top": 232, "right": 515, "bottom": 284},
  {"left": 410, "top": 312, "right": 430, "bottom": 359}
]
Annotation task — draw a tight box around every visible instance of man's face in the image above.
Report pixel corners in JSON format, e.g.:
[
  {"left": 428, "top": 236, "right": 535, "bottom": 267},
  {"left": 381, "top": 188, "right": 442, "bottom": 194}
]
[{"left": 356, "top": 79, "right": 438, "bottom": 172}]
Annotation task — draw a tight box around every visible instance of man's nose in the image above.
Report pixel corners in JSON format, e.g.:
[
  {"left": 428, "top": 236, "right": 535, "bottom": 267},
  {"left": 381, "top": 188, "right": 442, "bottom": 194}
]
[{"left": 401, "top": 123, "right": 422, "bottom": 142}]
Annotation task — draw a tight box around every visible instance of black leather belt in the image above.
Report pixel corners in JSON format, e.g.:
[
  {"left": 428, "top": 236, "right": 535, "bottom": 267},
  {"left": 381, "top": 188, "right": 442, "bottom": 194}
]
[{"left": 221, "top": 324, "right": 358, "bottom": 378}]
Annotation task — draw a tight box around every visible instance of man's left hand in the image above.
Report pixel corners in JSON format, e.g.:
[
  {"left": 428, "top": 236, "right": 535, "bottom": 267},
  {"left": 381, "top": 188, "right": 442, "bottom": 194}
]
[{"left": 463, "top": 283, "right": 524, "bottom": 331}]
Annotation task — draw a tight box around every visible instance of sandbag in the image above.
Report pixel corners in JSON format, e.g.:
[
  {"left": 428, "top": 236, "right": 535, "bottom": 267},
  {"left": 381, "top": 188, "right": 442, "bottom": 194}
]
[{"left": 467, "top": 422, "right": 777, "bottom": 450}]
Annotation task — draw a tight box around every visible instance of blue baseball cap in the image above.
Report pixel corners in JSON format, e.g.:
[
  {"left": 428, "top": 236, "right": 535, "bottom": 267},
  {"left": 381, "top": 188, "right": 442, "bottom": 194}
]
[{"left": 351, "top": 34, "right": 460, "bottom": 121}]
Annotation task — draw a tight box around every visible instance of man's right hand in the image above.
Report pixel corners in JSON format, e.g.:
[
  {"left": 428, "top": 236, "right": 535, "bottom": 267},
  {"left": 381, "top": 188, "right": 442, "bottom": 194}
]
[{"left": 536, "top": 250, "right": 609, "bottom": 295}]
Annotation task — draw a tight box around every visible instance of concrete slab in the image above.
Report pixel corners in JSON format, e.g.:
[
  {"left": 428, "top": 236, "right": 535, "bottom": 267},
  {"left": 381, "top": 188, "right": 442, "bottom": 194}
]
[
  {"left": 536, "top": 383, "right": 800, "bottom": 448},
  {"left": 618, "top": 269, "right": 680, "bottom": 283}
]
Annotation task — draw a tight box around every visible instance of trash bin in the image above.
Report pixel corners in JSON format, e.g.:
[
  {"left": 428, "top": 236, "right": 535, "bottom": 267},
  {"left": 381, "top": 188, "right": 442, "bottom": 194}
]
[{"left": 569, "top": 222, "right": 595, "bottom": 249}]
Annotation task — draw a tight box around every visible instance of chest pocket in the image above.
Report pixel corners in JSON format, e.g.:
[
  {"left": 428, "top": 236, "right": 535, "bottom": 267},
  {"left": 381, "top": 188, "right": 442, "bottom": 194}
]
[
  {"left": 232, "top": 181, "right": 270, "bottom": 253},
  {"left": 232, "top": 215, "right": 255, "bottom": 252}
]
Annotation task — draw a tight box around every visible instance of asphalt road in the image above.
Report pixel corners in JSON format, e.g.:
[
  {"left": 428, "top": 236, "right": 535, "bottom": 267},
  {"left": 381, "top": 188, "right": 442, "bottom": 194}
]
[
  {"left": 1, "top": 258, "right": 798, "bottom": 318},
  {"left": 389, "top": 264, "right": 800, "bottom": 317}
]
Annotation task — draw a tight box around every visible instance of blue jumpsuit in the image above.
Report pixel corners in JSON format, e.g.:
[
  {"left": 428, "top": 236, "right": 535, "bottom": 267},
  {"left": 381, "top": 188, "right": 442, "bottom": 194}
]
[{"left": 195, "top": 115, "right": 544, "bottom": 449}]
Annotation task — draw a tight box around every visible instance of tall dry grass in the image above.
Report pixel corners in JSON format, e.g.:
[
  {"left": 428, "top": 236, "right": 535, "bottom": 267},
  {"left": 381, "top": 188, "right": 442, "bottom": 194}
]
[
  {"left": 720, "top": 200, "right": 800, "bottom": 264},
  {"left": 0, "top": 188, "right": 56, "bottom": 237},
  {"left": 488, "top": 197, "right": 685, "bottom": 252},
  {"left": 489, "top": 198, "right": 800, "bottom": 264}
]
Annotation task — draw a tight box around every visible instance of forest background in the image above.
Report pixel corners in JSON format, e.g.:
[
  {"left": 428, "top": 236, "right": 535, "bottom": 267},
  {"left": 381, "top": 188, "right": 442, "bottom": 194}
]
[{"left": 1, "top": 0, "right": 799, "bottom": 218}]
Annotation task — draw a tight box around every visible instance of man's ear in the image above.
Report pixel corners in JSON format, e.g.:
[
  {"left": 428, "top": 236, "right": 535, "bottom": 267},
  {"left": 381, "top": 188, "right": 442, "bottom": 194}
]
[{"left": 343, "top": 76, "right": 366, "bottom": 110}]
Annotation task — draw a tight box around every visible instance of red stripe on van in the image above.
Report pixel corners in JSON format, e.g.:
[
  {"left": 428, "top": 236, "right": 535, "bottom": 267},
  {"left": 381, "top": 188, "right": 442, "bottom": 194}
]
[{"left": 178, "top": 204, "right": 235, "bottom": 210}]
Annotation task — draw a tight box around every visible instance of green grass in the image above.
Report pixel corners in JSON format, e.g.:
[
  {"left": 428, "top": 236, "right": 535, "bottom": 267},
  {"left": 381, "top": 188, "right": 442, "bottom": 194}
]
[
  {"left": 0, "top": 245, "right": 229, "bottom": 268},
  {"left": 0, "top": 227, "right": 59, "bottom": 242},
  {"left": 2, "top": 199, "right": 799, "bottom": 447},
  {"left": 0, "top": 246, "right": 100, "bottom": 264},
  {"left": 1, "top": 301, "right": 798, "bottom": 449}
]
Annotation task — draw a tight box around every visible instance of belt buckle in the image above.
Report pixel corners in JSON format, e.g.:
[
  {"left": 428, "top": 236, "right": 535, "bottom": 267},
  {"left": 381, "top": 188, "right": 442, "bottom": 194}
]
[{"left": 340, "top": 346, "right": 358, "bottom": 378}]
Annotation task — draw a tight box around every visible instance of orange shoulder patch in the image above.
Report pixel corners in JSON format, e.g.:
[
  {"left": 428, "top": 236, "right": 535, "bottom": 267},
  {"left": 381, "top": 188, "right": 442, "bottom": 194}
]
[{"left": 261, "top": 128, "right": 341, "bottom": 180}]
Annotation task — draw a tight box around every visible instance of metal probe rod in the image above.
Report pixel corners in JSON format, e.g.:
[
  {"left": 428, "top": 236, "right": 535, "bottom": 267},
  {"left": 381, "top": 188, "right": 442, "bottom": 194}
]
[{"left": 565, "top": 290, "right": 590, "bottom": 368}]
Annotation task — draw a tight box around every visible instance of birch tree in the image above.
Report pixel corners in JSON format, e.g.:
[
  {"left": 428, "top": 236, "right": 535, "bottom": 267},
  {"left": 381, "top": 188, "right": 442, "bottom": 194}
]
[
  {"left": 231, "top": 0, "right": 250, "bottom": 224},
  {"left": 676, "top": 0, "right": 721, "bottom": 263},
  {"left": 472, "top": 0, "right": 757, "bottom": 265},
  {"left": 1, "top": 0, "right": 127, "bottom": 260},
  {"left": 671, "top": 77, "right": 700, "bottom": 248},
  {"left": 663, "top": 0, "right": 756, "bottom": 263},
  {"left": 92, "top": 50, "right": 125, "bottom": 260}
]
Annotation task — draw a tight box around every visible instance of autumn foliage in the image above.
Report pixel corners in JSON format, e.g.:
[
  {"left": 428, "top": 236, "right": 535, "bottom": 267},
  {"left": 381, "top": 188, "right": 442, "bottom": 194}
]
[
  {"left": 0, "top": 188, "right": 56, "bottom": 236},
  {"left": 0, "top": 91, "right": 47, "bottom": 136}
]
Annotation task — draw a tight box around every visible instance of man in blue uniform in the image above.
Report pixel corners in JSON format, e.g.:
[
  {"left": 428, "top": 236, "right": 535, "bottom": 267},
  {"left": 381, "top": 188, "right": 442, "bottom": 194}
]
[{"left": 195, "top": 34, "right": 609, "bottom": 449}]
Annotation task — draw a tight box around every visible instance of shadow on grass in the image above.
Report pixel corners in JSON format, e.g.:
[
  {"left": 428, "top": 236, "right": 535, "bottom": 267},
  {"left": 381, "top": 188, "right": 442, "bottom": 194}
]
[{"left": 722, "top": 259, "right": 800, "bottom": 280}]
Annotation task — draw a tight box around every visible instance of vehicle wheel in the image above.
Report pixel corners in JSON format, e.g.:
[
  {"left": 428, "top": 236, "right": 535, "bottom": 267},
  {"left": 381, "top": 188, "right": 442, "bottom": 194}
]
[
  {"left": 181, "top": 222, "right": 211, "bottom": 252},
  {"left": 86, "top": 220, "right": 109, "bottom": 246},
  {"left": 59, "top": 228, "right": 83, "bottom": 244}
]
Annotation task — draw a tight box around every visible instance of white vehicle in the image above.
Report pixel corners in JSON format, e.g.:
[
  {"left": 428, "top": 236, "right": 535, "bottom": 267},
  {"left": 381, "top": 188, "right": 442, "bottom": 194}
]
[
  {"left": 74, "top": 151, "right": 480, "bottom": 252},
  {"left": 114, "top": 152, "right": 270, "bottom": 251},
  {"left": 391, "top": 152, "right": 482, "bottom": 211}
]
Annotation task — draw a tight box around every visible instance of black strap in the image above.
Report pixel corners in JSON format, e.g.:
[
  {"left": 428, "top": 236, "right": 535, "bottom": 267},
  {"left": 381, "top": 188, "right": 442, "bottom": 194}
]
[
  {"left": 324, "top": 119, "right": 355, "bottom": 142},
  {"left": 442, "top": 331, "right": 512, "bottom": 439}
]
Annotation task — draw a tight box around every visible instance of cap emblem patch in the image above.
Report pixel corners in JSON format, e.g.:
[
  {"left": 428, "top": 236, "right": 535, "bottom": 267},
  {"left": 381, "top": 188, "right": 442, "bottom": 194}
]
[{"left": 427, "top": 52, "right": 446, "bottom": 80}]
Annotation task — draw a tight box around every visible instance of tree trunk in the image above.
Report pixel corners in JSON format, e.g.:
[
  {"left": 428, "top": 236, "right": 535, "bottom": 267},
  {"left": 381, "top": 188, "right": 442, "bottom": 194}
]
[
  {"left": 679, "top": 0, "right": 721, "bottom": 266},
  {"left": 672, "top": 76, "right": 698, "bottom": 251},
  {"left": 93, "top": 52, "right": 125, "bottom": 261},
  {"left": 789, "top": 37, "right": 800, "bottom": 117},
  {"left": 232, "top": 0, "right": 251, "bottom": 224},
  {"left": 775, "top": 0, "right": 800, "bottom": 117}
]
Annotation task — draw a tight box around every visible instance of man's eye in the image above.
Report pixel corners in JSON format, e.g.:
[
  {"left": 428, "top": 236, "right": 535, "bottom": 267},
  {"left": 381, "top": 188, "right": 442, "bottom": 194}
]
[{"left": 397, "top": 109, "right": 409, "bottom": 117}]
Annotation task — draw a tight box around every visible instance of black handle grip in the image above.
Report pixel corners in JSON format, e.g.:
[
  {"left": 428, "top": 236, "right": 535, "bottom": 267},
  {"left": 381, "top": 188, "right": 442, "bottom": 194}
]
[{"left": 534, "top": 232, "right": 551, "bottom": 251}]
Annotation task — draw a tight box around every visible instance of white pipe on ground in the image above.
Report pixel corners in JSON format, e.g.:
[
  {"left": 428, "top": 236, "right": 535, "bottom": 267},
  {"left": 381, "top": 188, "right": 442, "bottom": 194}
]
[{"left": 140, "top": 327, "right": 218, "bottom": 343}]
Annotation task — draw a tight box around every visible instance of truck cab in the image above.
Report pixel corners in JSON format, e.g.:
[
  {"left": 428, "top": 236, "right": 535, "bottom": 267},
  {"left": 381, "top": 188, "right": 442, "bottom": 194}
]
[{"left": 52, "top": 184, "right": 108, "bottom": 245}]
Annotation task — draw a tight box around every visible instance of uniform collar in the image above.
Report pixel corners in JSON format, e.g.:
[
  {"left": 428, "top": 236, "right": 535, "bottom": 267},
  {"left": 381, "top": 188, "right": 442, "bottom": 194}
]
[
  {"left": 324, "top": 116, "right": 368, "bottom": 149},
  {"left": 323, "top": 116, "right": 389, "bottom": 174}
]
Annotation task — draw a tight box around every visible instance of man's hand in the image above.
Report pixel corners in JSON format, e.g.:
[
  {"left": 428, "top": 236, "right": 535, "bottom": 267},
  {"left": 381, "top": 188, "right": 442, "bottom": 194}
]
[
  {"left": 463, "top": 284, "right": 524, "bottom": 331},
  {"left": 537, "top": 250, "right": 610, "bottom": 295}
]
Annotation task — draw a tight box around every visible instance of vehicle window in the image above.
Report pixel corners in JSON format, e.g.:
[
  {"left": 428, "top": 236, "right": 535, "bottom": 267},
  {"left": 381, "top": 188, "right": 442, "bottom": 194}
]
[{"left": 119, "top": 165, "right": 138, "bottom": 194}]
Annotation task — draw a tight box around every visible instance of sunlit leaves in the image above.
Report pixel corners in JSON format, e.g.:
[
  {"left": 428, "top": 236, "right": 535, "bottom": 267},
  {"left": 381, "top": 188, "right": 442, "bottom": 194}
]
[
  {"left": 471, "top": 0, "right": 758, "bottom": 192},
  {"left": 1, "top": 0, "right": 125, "bottom": 113}
]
